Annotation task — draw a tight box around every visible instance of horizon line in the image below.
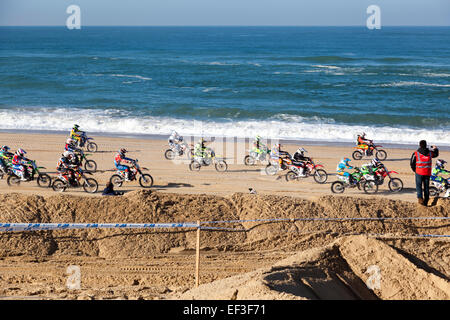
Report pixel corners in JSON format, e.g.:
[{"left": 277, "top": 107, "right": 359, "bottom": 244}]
[{"left": 1, "top": 25, "right": 449, "bottom": 27}]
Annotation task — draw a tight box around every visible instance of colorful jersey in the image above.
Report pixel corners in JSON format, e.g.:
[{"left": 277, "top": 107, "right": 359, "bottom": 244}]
[
  {"left": 12, "top": 155, "right": 28, "bottom": 166},
  {"left": 432, "top": 167, "right": 450, "bottom": 177},
  {"left": 114, "top": 153, "right": 133, "bottom": 166}
]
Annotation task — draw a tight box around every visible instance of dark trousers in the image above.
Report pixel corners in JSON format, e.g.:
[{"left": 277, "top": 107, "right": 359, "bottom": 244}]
[{"left": 415, "top": 174, "right": 430, "bottom": 201}]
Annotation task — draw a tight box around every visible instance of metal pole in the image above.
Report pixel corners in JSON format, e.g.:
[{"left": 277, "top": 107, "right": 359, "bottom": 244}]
[{"left": 195, "top": 220, "right": 200, "bottom": 287}]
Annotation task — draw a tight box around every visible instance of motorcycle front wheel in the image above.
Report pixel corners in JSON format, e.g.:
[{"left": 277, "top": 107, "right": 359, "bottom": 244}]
[
  {"left": 139, "top": 174, "right": 154, "bottom": 188},
  {"left": 83, "top": 178, "right": 98, "bottom": 193},
  {"left": 87, "top": 142, "right": 98, "bottom": 153},
  {"left": 313, "top": 169, "right": 328, "bottom": 184},
  {"left": 215, "top": 161, "right": 228, "bottom": 172},
  {"left": 37, "top": 173, "right": 52, "bottom": 188},
  {"left": 388, "top": 178, "right": 403, "bottom": 193},
  {"left": 376, "top": 149, "right": 387, "bottom": 161},
  {"left": 84, "top": 160, "right": 97, "bottom": 172}
]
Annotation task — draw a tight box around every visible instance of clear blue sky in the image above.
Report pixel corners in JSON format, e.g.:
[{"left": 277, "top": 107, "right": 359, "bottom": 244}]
[{"left": 1, "top": 0, "right": 449, "bottom": 26}]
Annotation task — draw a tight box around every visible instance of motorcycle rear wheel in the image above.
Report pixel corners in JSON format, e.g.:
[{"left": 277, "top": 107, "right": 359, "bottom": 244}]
[
  {"left": 139, "top": 174, "right": 154, "bottom": 188},
  {"left": 363, "top": 181, "right": 378, "bottom": 194},
  {"left": 285, "top": 171, "right": 297, "bottom": 182},
  {"left": 429, "top": 187, "right": 439, "bottom": 197},
  {"left": 164, "top": 149, "right": 175, "bottom": 160},
  {"left": 189, "top": 161, "right": 202, "bottom": 172},
  {"left": 352, "top": 151, "right": 363, "bottom": 160},
  {"left": 331, "top": 181, "right": 345, "bottom": 194},
  {"left": 244, "top": 155, "right": 255, "bottom": 166},
  {"left": 52, "top": 179, "right": 67, "bottom": 192},
  {"left": 7, "top": 175, "right": 20, "bottom": 186},
  {"left": 265, "top": 164, "right": 278, "bottom": 176},
  {"left": 110, "top": 174, "right": 123, "bottom": 187}
]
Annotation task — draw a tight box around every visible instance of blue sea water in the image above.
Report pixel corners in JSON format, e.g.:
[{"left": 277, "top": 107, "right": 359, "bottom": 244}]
[{"left": 0, "top": 26, "right": 449, "bottom": 145}]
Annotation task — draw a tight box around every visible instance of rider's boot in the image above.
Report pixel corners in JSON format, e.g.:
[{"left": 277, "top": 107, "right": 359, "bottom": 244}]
[
  {"left": 298, "top": 167, "right": 306, "bottom": 177},
  {"left": 125, "top": 171, "right": 131, "bottom": 181},
  {"left": 445, "top": 188, "right": 450, "bottom": 198},
  {"left": 19, "top": 171, "right": 27, "bottom": 181}
]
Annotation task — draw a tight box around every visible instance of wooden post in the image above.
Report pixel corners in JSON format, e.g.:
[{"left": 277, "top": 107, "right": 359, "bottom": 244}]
[{"left": 195, "top": 220, "right": 201, "bottom": 287}]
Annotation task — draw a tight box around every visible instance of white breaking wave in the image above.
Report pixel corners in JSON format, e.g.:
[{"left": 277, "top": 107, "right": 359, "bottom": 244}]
[
  {"left": 378, "top": 81, "right": 450, "bottom": 88},
  {"left": 0, "top": 108, "right": 448, "bottom": 146}
]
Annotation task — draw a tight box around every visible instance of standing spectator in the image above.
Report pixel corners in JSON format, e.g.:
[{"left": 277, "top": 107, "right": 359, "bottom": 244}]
[{"left": 410, "top": 140, "right": 439, "bottom": 206}]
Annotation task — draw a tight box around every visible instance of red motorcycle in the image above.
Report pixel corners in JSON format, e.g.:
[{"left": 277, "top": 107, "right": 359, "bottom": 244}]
[
  {"left": 353, "top": 142, "right": 387, "bottom": 161},
  {"left": 285, "top": 158, "right": 328, "bottom": 184},
  {"left": 373, "top": 164, "right": 403, "bottom": 192}
]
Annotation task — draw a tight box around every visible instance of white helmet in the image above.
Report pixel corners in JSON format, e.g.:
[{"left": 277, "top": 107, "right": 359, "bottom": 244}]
[
  {"left": 297, "top": 147, "right": 307, "bottom": 154},
  {"left": 63, "top": 151, "right": 74, "bottom": 159},
  {"left": 66, "top": 138, "right": 75, "bottom": 145}
]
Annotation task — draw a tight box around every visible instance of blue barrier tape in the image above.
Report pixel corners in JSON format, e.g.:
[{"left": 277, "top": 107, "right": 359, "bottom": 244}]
[
  {"left": 0, "top": 222, "right": 199, "bottom": 233},
  {"left": 201, "top": 216, "right": 450, "bottom": 225}
]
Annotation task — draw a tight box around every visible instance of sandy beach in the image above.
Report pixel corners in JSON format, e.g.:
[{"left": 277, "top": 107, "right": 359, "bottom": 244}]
[{"left": 0, "top": 131, "right": 448, "bottom": 300}]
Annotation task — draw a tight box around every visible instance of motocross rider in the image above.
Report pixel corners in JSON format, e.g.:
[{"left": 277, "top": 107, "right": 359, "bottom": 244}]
[
  {"left": 11, "top": 148, "right": 30, "bottom": 181},
  {"left": 356, "top": 132, "right": 373, "bottom": 156},
  {"left": 253, "top": 135, "right": 267, "bottom": 154},
  {"left": 431, "top": 159, "right": 450, "bottom": 197},
  {"left": 194, "top": 138, "right": 208, "bottom": 159},
  {"left": 114, "top": 148, "right": 135, "bottom": 181},
  {"left": 57, "top": 151, "right": 77, "bottom": 185},
  {"left": 292, "top": 148, "right": 310, "bottom": 177},
  {"left": 168, "top": 130, "right": 183, "bottom": 153},
  {"left": 361, "top": 158, "right": 382, "bottom": 176},
  {"left": 0, "top": 145, "right": 13, "bottom": 174},
  {"left": 337, "top": 157, "right": 357, "bottom": 184},
  {"left": 70, "top": 124, "right": 86, "bottom": 147}
]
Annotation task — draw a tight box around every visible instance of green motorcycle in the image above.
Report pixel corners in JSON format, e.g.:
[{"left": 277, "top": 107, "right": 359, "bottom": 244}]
[
  {"left": 331, "top": 167, "right": 378, "bottom": 194},
  {"left": 7, "top": 160, "right": 52, "bottom": 188}
]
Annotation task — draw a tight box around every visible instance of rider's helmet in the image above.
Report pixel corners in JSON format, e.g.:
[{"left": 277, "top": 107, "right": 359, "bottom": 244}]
[
  {"left": 66, "top": 138, "right": 75, "bottom": 145},
  {"left": 342, "top": 157, "right": 351, "bottom": 165},
  {"left": 119, "top": 148, "right": 127, "bottom": 157},
  {"left": 16, "top": 148, "right": 26, "bottom": 157},
  {"left": 436, "top": 159, "right": 447, "bottom": 169},
  {"left": 296, "top": 147, "right": 307, "bottom": 156},
  {"left": 371, "top": 158, "right": 380, "bottom": 167},
  {"left": 63, "top": 151, "right": 74, "bottom": 159},
  {"left": 73, "top": 124, "right": 80, "bottom": 131},
  {"left": 0, "top": 145, "right": 10, "bottom": 152},
  {"left": 255, "top": 135, "right": 261, "bottom": 141}
]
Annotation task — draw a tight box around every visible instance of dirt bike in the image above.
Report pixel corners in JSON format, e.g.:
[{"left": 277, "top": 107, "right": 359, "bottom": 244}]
[
  {"left": 189, "top": 148, "right": 228, "bottom": 172},
  {"left": 110, "top": 159, "right": 153, "bottom": 188},
  {"left": 7, "top": 160, "right": 52, "bottom": 188},
  {"left": 430, "top": 178, "right": 450, "bottom": 197},
  {"left": 331, "top": 167, "right": 378, "bottom": 194},
  {"left": 352, "top": 142, "right": 387, "bottom": 161},
  {"left": 74, "top": 149, "right": 97, "bottom": 172},
  {"left": 244, "top": 146, "right": 270, "bottom": 166},
  {"left": 52, "top": 167, "right": 98, "bottom": 193},
  {"left": 164, "top": 141, "right": 194, "bottom": 160},
  {"left": 76, "top": 133, "right": 98, "bottom": 153},
  {"left": 265, "top": 155, "right": 292, "bottom": 176},
  {"left": 285, "top": 158, "right": 328, "bottom": 184},
  {"left": 371, "top": 164, "right": 403, "bottom": 192}
]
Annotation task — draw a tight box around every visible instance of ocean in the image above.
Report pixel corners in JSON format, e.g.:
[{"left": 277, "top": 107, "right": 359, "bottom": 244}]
[{"left": 0, "top": 26, "right": 449, "bottom": 145}]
